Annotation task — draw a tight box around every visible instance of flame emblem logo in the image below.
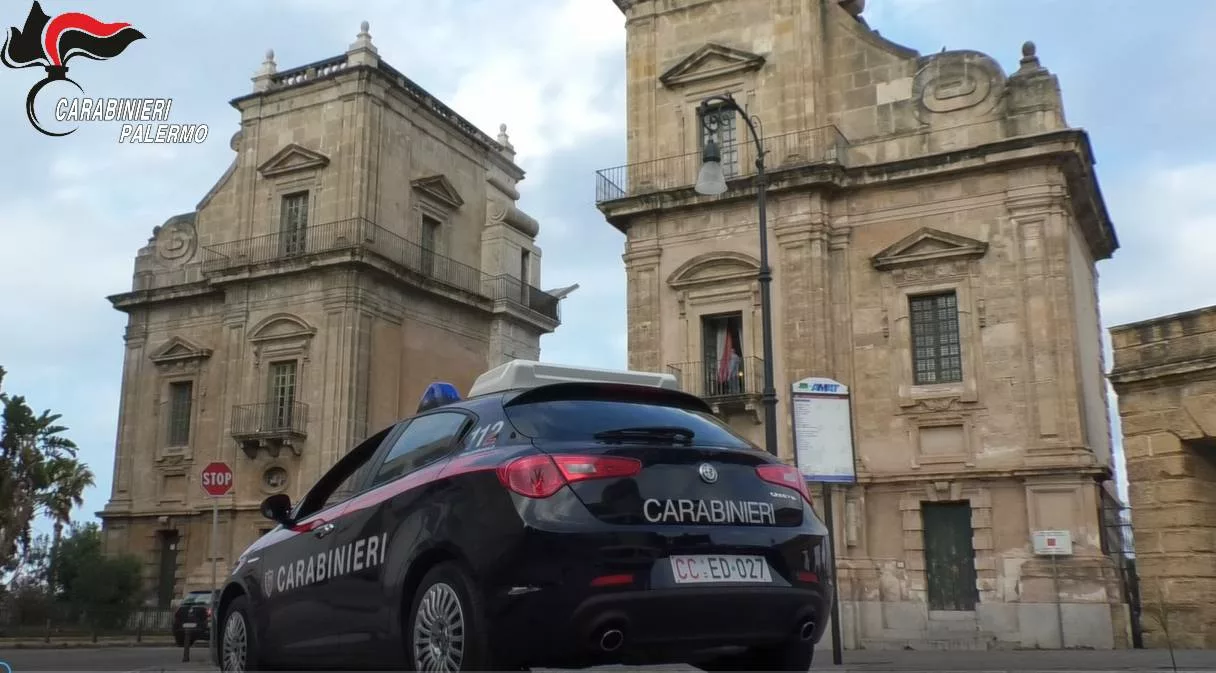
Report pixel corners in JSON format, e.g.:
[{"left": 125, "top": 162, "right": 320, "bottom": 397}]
[{"left": 1, "top": 1, "right": 145, "bottom": 136}]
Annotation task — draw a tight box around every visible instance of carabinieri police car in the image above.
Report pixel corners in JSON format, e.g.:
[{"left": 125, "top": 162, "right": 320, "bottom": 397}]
[{"left": 212, "top": 360, "right": 832, "bottom": 672}]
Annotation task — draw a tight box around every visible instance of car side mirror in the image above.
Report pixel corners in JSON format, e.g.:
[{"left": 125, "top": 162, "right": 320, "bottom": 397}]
[{"left": 260, "top": 493, "right": 293, "bottom": 525}]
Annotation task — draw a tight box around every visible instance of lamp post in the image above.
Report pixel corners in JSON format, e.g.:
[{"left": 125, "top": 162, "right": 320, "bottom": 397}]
[{"left": 694, "top": 94, "right": 778, "bottom": 458}]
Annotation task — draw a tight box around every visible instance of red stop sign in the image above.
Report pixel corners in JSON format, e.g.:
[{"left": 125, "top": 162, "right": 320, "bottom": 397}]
[{"left": 201, "top": 461, "right": 234, "bottom": 497}]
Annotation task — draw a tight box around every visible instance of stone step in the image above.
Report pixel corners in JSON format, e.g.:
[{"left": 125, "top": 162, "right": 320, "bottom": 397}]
[{"left": 860, "top": 634, "right": 1000, "bottom": 652}]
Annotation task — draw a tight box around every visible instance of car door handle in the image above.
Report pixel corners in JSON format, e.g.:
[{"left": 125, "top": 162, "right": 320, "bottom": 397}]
[{"left": 313, "top": 523, "right": 335, "bottom": 539}]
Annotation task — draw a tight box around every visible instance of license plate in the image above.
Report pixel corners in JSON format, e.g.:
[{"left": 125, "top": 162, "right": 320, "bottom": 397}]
[
  {"left": 670, "top": 554, "right": 772, "bottom": 584},
  {"left": 183, "top": 622, "right": 197, "bottom": 628}
]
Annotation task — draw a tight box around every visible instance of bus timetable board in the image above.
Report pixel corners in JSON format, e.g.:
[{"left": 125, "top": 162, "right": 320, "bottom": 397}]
[{"left": 791, "top": 377, "right": 856, "bottom": 483}]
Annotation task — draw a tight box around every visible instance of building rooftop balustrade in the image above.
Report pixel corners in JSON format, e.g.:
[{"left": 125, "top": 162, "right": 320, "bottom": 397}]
[
  {"left": 595, "top": 125, "right": 848, "bottom": 203},
  {"left": 199, "top": 217, "right": 560, "bottom": 321}
]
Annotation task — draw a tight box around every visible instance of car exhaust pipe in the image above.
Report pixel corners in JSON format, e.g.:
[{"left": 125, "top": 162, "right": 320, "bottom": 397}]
[
  {"left": 599, "top": 627, "right": 625, "bottom": 652},
  {"left": 798, "top": 619, "right": 816, "bottom": 642}
]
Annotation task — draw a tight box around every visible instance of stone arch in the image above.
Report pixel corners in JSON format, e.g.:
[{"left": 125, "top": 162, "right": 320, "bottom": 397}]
[
  {"left": 248, "top": 313, "right": 316, "bottom": 343},
  {"left": 666, "top": 251, "right": 760, "bottom": 289},
  {"left": 247, "top": 312, "right": 317, "bottom": 369}
]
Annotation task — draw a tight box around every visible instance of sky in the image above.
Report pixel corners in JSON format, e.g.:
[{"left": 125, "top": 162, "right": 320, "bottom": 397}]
[{"left": 0, "top": 0, "right": 1212, "bottom": 536}]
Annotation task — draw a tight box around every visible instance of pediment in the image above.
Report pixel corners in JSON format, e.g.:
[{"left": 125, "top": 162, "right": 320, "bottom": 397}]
[
  {"left": 411, "top": 174, "right": 464, "bottom": 210},
  {"left": 872, "top": 227, "right": 988, "bottom": 271},
  {"left": 249, "top": 313, "right": 317, "bottom": 343},
  {"left": 257, "top": 144, "right": 330, "bottom": 178},
  {"left": 150, "top": 337, "right": 213, "bottom": 365},
  {"left": 668, "top": 251, "right": 760, "bottom": 289},
  {"left": 660, "top": 43, "right": 766, "bottom": 89}
]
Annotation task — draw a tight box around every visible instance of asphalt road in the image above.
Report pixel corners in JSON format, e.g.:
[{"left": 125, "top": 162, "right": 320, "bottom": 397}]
[{"left": 3, "top": 646, "right": 1216, "bottom": 672}]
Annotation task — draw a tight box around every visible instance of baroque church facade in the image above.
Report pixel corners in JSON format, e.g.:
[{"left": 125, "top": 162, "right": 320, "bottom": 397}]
[
  {"left": 99, "top": 24, "right": 567, "bottom": 606},
  {"left": 597, "top": 0, "right": 1132, "bottom": 650}
]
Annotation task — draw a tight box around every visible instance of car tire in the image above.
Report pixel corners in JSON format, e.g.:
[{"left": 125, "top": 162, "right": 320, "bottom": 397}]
[
  {"left": 173, "top": 631, "right": 184, "bottom": 647},
  {"left": 218, "top": 595, "right": 262, "bottom": 672},
  {"left": 697, "top": 638, "right": 814, "bottom": 672},
  {"left": 405, "top": 562, "right": 495, "bottom": 671}
]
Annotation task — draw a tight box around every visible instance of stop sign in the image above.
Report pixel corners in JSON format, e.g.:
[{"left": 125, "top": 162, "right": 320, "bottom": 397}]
[{"left": 201, "top": 461, "right": 234, "bottom": 497}]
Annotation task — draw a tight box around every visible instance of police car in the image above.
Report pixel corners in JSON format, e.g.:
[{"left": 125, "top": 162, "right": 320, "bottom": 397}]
[{"left": 213, "top": 360, "right": 832, "bottom": 672}]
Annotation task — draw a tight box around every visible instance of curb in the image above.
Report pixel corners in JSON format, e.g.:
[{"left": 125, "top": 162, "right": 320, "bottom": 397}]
[{"left": 0, "top": 638, "right": 180, "bottom": 649}]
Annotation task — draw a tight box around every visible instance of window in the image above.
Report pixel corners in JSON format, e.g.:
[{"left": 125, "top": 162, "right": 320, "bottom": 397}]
[
  {"left": 701, "top": 312, "right": 745, "bottom": 396},
  {"left": 268, "top": 360, "right": 298, "bottom": 430},
  {"left": 910, "top": 292, "right": 963, "bottom": 385},
  {"left": 370, "top": 412, "right": 470, "bottom": 489},
  {"left": 420, "top": 215, "right": 441, "bottom": 276},
  {"left": 280, "top": 192, "right": 309, "bottom": 255},
  {"left": 503, "top": 397, "right": 755, "bottom": 450},
  {"left": 166, "top": 381, "right": 193, "bottom": 446},
  {"left": 302, "top": 424, "right": 394, "bottom": 516},
  {"left": 699, "top": 102, "right": 739, "bottom": 178}
]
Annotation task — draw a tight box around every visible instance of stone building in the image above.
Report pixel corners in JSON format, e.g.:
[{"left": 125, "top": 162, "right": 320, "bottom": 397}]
[
  {"left": 1110, "top": 305, "right": 1216, "bottom": 648},
  {"left": 597, "top": 0, "right": 1130, "bottom": 650},
  {"left": 98, "top": 24, "right": 566, "bottom": 606}
]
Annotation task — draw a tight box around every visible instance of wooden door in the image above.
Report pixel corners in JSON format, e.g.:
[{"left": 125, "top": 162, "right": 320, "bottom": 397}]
[
  {"left": 922, "top": 502, "right": 979, "bottom": 611},
  {"left": 156, "top": 530, "right": 179, "bottom": 608}
]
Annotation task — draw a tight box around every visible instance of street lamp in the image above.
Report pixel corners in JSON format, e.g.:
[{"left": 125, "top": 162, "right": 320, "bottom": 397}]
[{"left": 694, "top": 94, "right": 779, "bottom": 458}]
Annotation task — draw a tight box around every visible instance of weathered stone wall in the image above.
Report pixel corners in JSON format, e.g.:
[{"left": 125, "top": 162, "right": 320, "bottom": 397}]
[
  {"left": 1110, "top": 305, "right": 1216, "bottom": 648},
  {"left": 606, "top": 0, "right": 1123, "bottom": 650},
  {"left": 100, "top": 28, "right": 560, "bottom": 602}
]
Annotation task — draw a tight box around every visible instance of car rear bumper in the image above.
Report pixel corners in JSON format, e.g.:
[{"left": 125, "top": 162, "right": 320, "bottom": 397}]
[
  {"left": 488, "top": 583, "right": 827, "bottom": 667},
  {"left": 479, "top": 516, "right": 831, "bottom": 668}
]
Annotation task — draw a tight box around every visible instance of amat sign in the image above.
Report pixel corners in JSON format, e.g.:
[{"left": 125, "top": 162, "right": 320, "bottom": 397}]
[{"left": 200, "top": 461, "right": 234, "bottom": 497}]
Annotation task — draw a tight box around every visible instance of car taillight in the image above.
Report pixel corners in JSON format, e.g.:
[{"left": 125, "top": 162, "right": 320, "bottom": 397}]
[
  {"left": 497, "top": 454, "right": 642, "bottom": 498},
  {"left": 755, "top": 464, "right": 813, "bottom": 506}
]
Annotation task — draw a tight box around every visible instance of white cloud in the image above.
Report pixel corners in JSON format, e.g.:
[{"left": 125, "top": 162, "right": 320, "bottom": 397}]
[
  {"left": 1098, "top": 162, "right": 1216, "bottom": 329},
  {"left": 281, "top": 0, "right": 626, "bottom": 173}
]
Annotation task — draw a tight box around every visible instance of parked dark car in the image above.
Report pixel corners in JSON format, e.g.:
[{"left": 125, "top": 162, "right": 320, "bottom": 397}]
[
  {"left": 212, "top": 361, "right": 832, "bottom": 672},
  {"left": 174, "top": 589, "right": 217, "bottom": 646}
]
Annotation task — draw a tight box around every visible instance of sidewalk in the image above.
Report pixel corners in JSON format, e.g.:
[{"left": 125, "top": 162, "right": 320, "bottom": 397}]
[
  {"left": 810, "top": 649, "right": 1216, "bottom": 671},
  {"left": 0, "top": 634, "right": 176, "bottom": 649}
]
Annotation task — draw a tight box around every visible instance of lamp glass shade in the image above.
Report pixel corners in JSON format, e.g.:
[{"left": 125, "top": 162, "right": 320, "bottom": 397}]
[{"left": 694, "top": 160, "right": 728, "bottom": 195}]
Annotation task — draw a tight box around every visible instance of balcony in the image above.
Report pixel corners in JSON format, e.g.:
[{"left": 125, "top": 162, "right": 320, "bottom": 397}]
[
  {"left": 668, "top": 356, "right": 764, "bottom": 417},
  {"left": 199, "top": 217, "right": 560, "bottom": 322},
  {"left": 482, "top": 274, "right": 561, "bottom": 321},
  {"left": 595, "top": 125, "right": 848, "bottom": 203},
  {"left": 231, "top": 402, "right": 308, "bottom": 459}
]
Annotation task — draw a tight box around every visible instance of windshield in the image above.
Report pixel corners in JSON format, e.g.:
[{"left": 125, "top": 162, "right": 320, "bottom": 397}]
[
  {"left": 182, "top": 592, "right": 214, "bottom": 605},
  {"left": 504, "top": 399, "right": 756, "bottom": 449}
]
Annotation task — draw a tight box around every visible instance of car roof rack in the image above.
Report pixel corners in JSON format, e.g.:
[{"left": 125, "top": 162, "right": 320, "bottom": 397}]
[{"left": 467, "top": 359, "right": 680, "bottom": 398}]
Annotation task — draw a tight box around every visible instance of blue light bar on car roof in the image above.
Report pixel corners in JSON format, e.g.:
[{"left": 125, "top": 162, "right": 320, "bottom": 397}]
[{"left": 417, "top": 381, "right": 462, "bottom": 413}]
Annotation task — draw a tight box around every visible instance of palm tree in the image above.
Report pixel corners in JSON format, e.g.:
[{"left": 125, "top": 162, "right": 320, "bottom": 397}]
[
  {"left": 0, "top": 365, "right": 81, "bottom": 577},
  {"left": 38, "top": 457, "right": 95, "bottom": 592}
]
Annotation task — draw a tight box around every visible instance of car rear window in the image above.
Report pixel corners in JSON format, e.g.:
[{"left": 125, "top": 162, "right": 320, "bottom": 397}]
[
  {"left": 503, "top": 399, "right": 757, "bottom": 449},
  {"left": 182, "top": 592, "right": 212, "bottom": 605}
]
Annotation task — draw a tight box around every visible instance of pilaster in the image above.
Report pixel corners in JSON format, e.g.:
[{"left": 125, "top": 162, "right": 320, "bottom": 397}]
[
  {"left": 1008, "top": 184, "right": 1081, "bottom": 461},
  {"left": 829, "top": 224, "right": 853, "bottom": 385},
  {"left": 775, "top": 210, "right": 825, "bottom": 384},
  {"left": 111, "top": 320, "right": 148, "bottom": 503},
  {"left": 623, "top": 246, "right": 663, "bottom": 372}
]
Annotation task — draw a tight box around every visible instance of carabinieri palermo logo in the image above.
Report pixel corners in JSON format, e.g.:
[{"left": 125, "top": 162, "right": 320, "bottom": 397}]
[{"left": 1, "top": 1, "right": 144, "bottom": 137}]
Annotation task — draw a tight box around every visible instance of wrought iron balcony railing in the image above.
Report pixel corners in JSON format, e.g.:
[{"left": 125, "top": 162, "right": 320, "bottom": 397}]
[
  {"left": 667, "top": 356, "right": 764, "bottom": 399},
  {"left": 595, "top": 125, "right": 848, "bottom": 203},
  {"left": 483, "top": 274, "right": 562, "bottom": 320},
  {"left": 199, "top": 217, "right": 560, "bottom": 321},
  {"left": 230, "top": 402, "right": 309, "bottom": 439}
]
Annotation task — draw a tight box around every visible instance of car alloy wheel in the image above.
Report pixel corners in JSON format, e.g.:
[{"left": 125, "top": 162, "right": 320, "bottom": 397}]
[
  {"left": 412, "top": 581, "right": 466, "bottom": 671},
  {"left": 221, "top": 610, "right": 249, "bottom": 673}
]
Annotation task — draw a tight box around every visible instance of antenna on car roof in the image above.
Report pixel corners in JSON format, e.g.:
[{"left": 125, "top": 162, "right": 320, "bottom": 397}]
[{"left": 417, "top": 381, "right": 462, "bottom": 413}]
